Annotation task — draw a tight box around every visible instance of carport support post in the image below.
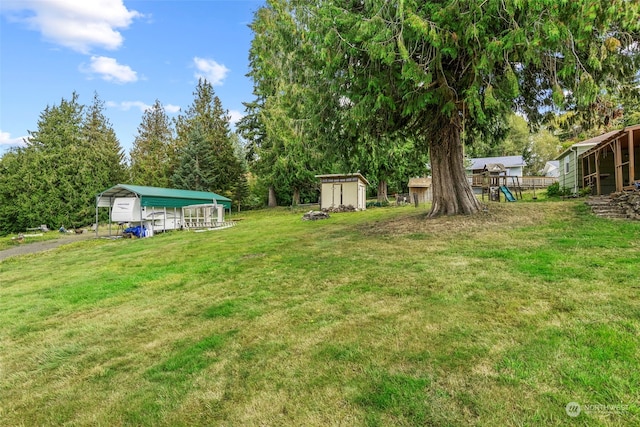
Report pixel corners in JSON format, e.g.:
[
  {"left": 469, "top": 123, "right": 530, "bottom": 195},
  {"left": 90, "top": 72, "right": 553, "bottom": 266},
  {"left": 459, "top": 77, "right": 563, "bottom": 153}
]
[
  {"left": 95, "top": 196, "right": 99, "bottom": 238},
  {"left": 140, "top": 199, "right": 144, "bottom": 237},
  {"left": 108, "top": 197, "right": 113, "bottom": 237}
]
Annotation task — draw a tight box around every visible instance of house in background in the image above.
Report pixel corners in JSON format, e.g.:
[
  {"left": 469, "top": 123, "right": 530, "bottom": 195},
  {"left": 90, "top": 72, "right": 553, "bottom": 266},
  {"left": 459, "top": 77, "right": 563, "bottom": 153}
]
[
  {"left": 466, "top": 155, "right": 526, "bottom": 177},
  {"left": 556, "top": 130, "right": 620, "bottom": 194},
  {"left": 541, "top": 160, "right": 560, "bottom": 178},
  {"left": 465, "top": 156, "right": 527, "bottom": 194},
  {"left": 408, "top": 177, "right": 432, "bottom": 204},
  {"left": 580, "top": 124, "right": 640, "bottom": 195},
  {"left": 316, "top": 173, "right": 369, "bottom": 210}
]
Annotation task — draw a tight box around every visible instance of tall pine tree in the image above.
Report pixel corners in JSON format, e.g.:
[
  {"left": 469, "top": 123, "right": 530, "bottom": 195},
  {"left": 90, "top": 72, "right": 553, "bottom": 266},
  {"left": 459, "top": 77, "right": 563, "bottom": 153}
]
[
  {"left": 0, "top": 92, "right": 127, "bottom": 233},
  {"left": 172, "top": 124, "right": 217, "bottom": 191},
  {"left": 173, "top": 79, "right": 242, "bottom": 196},
  {"left": 24, "top": 93, "right": 86, "bottom": 228},
  {"left": 130, "top": 99, "right": 175, "bottom": 187},
  {"left": 82, "top": 92, "right": 127, "bottom": 185}
]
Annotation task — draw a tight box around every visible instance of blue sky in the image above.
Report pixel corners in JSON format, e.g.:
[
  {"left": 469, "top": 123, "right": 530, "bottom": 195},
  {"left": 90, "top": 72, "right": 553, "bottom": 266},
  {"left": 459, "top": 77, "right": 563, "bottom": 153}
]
[{"left": 0, "top": 0, "right": 265, "bottom": 156}]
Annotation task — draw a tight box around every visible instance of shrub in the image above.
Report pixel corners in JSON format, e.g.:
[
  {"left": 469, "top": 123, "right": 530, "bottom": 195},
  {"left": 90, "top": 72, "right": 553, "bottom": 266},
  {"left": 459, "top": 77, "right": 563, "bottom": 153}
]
[
  {"left": 579, "top": 186, "right": 593, "bottom": 197},
  {"left": 546, "top": 182, "right": 578, "bottom": 197},
  {"left": 366, "top": 200, "right": 390, "bottom": 208},
  {"left": 546, "top": 182, "right": 562, "bottom": 197}
]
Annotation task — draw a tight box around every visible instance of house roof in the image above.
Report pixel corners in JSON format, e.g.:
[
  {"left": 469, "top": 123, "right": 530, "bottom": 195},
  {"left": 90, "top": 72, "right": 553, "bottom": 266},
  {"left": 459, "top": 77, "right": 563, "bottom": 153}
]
[
  {"left": 315, "top": 173, "right": 369, "bottom": 185},
  {"left": 579, "top": 124, "right": 640, "bottom": 158},
  {"left": 485, "top": 163, "right": 507, "bottom": 173},
  {"left": 555, "top": 129, "right": 623, "bottom": 160},
  {"left": 408, "top": 177, "right": 432, "bottom": 188},
  {"left": 96, "top": 184, "right": 231, "bottom": 209},
  {"left": 541, "top": 160, "right": 560, "bottom": 176},
  {"left": 466, "top": 155, "right": 525, "bottom": 170}
]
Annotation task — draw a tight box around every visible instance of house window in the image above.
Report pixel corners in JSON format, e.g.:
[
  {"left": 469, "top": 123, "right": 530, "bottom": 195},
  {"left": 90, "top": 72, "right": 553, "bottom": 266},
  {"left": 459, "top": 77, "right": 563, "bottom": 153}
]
[{"left": 564, "top": 157, "right": 570, "bottom": 174}]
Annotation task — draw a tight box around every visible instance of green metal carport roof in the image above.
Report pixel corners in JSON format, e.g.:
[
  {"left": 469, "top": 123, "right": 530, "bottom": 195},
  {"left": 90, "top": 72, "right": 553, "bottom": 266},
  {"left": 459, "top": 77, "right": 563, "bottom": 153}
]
[{"left": 96, "top": 184, "right": 232, "bottom": 210}]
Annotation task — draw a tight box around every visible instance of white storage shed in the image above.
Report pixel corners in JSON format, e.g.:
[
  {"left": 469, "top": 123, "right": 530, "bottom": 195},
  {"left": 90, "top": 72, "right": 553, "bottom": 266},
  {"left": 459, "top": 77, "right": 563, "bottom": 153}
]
[{"left": 316, "top": 173, "right": 369, "bottom": 210}]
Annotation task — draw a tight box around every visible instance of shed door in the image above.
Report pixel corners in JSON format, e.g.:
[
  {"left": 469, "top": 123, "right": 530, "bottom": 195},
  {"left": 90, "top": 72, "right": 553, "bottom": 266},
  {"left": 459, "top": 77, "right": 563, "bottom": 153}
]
[
  {"left": 359, "top": 184, "right": 366, "bottom": 209},
  {"left": 332, "top": 184, "right": 342, "bottom": 207}
]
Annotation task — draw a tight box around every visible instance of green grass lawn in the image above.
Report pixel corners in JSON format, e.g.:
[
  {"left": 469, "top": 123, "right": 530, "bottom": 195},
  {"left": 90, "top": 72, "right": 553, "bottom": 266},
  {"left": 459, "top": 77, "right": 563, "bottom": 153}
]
[{"left": 1, "top": 199, "right": 639, "bottom": 426}]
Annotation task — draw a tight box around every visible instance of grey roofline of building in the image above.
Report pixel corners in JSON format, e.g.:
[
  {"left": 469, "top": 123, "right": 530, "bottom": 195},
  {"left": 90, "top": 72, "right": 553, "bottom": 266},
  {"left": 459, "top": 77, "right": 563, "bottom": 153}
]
[{"left": 315, "top": 173, "right": 370, "bottom": 185}]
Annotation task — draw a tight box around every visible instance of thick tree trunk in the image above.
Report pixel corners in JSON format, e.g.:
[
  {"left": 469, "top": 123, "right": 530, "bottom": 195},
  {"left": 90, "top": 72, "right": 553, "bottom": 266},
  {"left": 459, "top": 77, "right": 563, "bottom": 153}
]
[
  {"left": 292, "top": 187, "right": 300, "bottom": 206},
  {"left": 376, "top": 180, "right": 388, "bottom": 202},
  {"left": 268, "top": 185, "right": 277, "bottom": 208},
  {"left": 429, "top": 116, "right": 483, "bottom": 217}
]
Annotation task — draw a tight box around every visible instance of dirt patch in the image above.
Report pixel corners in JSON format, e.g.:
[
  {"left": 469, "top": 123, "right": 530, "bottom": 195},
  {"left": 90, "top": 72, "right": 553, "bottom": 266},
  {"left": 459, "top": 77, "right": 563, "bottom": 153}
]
[
  {"left": 358, "top": 203, "right": 568, "bottom": 238},
  {"left": 0, "top": 233, "right": 97, "bottom": 262}
]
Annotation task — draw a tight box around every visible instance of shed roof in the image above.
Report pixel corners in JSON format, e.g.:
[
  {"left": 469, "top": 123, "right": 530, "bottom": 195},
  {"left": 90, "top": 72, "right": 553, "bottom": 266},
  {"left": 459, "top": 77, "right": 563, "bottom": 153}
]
[
  {"left": 408, "top": 177, "right": 432, "bottom": 188},
  {"left": 315, "top": 173, "right": 370, "bottom": 185},
  {"left": 466, "top": 156, "right": 525, "bottom": 170},
  {"left": 96, "top": 184, "right": 231, "bottom": 209},
  {"left": 579, "top": 124, "right": 640, "bottom": 158},
  {"left": 555, "top": 129, "right": 623, "bottom": 160}
]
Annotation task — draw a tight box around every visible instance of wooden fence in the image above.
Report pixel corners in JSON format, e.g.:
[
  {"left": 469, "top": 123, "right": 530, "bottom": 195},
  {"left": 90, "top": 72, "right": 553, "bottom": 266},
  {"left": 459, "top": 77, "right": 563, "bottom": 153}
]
[{"left": 467, "top": 175, "right": 558, "bottom": 189}]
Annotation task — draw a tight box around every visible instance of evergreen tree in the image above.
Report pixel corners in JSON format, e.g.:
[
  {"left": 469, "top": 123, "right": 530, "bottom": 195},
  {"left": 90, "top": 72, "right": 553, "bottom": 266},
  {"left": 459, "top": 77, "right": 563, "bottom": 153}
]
[
  {"left": 240, "top": 5, "right": 336, "bottom": 206},
  {"left": 172, "top": 125, "right": 217, "bottom": 192},
  {"left": 82, "top": 92, "right": 127, "bottom": 186},
  {"left": 24, "top": 92, "right": 86, "bottom": 228},
  {"left": 174, "top": 79, "right": 242, "bottom": 196},
  {"left": 130, "top": 100, "right": 174, "bottom": 187},
  {"left": 0, "top": 148, "right": 31, "bottom": 234},
  {"left": 230, "top": 132, "right": 250, "bottom": 211},
  {"left": 0, "top": 92, "right": 127, "bottom": 233},
  {"left": 248, "top": 0, "right": 640, "bottom": 216}
]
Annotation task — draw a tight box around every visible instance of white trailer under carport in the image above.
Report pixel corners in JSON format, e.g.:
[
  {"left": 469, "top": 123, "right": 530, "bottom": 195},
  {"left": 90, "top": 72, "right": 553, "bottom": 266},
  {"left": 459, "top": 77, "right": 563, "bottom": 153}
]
[{"left": 95, "top": 184, "right": 232, "bottom": 237}]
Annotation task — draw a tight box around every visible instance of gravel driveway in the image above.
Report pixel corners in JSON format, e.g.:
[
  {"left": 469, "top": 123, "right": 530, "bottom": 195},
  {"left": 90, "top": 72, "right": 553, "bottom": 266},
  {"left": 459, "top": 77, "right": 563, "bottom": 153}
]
[{"left": 0, "top": 233, "right": 98, "bottom": 262}]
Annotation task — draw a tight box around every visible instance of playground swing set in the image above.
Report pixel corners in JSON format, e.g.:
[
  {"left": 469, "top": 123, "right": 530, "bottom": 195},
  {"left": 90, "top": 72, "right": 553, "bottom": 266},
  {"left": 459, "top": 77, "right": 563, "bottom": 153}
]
[{"left": 479, "top": 164, "right": 523, "bottom": 203}]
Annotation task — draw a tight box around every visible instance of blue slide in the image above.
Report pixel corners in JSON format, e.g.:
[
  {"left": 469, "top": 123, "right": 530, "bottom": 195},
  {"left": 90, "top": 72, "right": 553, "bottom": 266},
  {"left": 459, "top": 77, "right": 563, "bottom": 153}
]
[{"left": 499, "top": 185, "right": 517, "bottom": 202}]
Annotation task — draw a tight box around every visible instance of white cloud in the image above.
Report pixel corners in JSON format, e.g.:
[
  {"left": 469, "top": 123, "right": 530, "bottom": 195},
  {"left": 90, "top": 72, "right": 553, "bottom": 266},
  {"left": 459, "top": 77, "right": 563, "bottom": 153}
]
[
  {"left": 193, "top": 57, "right": 229, "bottom": 86},
  {"left": 82, "top": 56, "right": 138, "bottom": 83},
  {"left": 228, "top": 110, "right": 244, "bottom": 125},
  {"left": 107, "top": 101, "right": 150, "bottom": 112},
  {"left": 0, "top": 130, "right": 27, "bottom": 147},
  {"left": 164, "top": 104, "right": 181, "bottom": 114},
  {"left": 1, "top": 0, "right": 141, "bottom": 53},
  {"left": 107, "top": 101, "right": 181, "bottom": 114}
]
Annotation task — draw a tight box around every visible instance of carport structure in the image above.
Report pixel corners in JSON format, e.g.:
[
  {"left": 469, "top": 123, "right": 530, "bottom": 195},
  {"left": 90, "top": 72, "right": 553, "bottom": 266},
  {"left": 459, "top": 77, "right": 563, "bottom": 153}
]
[{"left": 95, "top": 184, "right": 232, "bottom": 237}]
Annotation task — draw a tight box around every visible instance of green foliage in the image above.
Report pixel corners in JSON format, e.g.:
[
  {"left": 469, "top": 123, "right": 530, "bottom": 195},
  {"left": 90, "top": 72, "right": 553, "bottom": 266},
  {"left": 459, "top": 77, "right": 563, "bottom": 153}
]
[
  {"left": 129, "top": 100, "right": 175, "bottom": 188},
  {"left": 366, "top": 200, "right": 390, "bottom": 208},
  {"left": 244, "top": 0, "right": 639, "bottom": 215},
  {"left": 171, "top": 125, "right": 218, "bottom": 192},
  {"left": 0, "top": 92, "right": 126, "bottom": 233},
  {"left": 524, "top": 129, "right": 561, "bottom": 175},
  {"left": 239, "top": 4, "right": 328, "bottom": 206},
  {"left": 173, "top": 79, "right": 243, "bottom": 197},
  {"left": 546, "top": 182, "right": 575, "bottom": 198},
  {"left": 545, "top": 182, "right": 562, "bottom": 197},
  {"left": 579, "top": 186, "right": 593, "bottom": 198}
]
